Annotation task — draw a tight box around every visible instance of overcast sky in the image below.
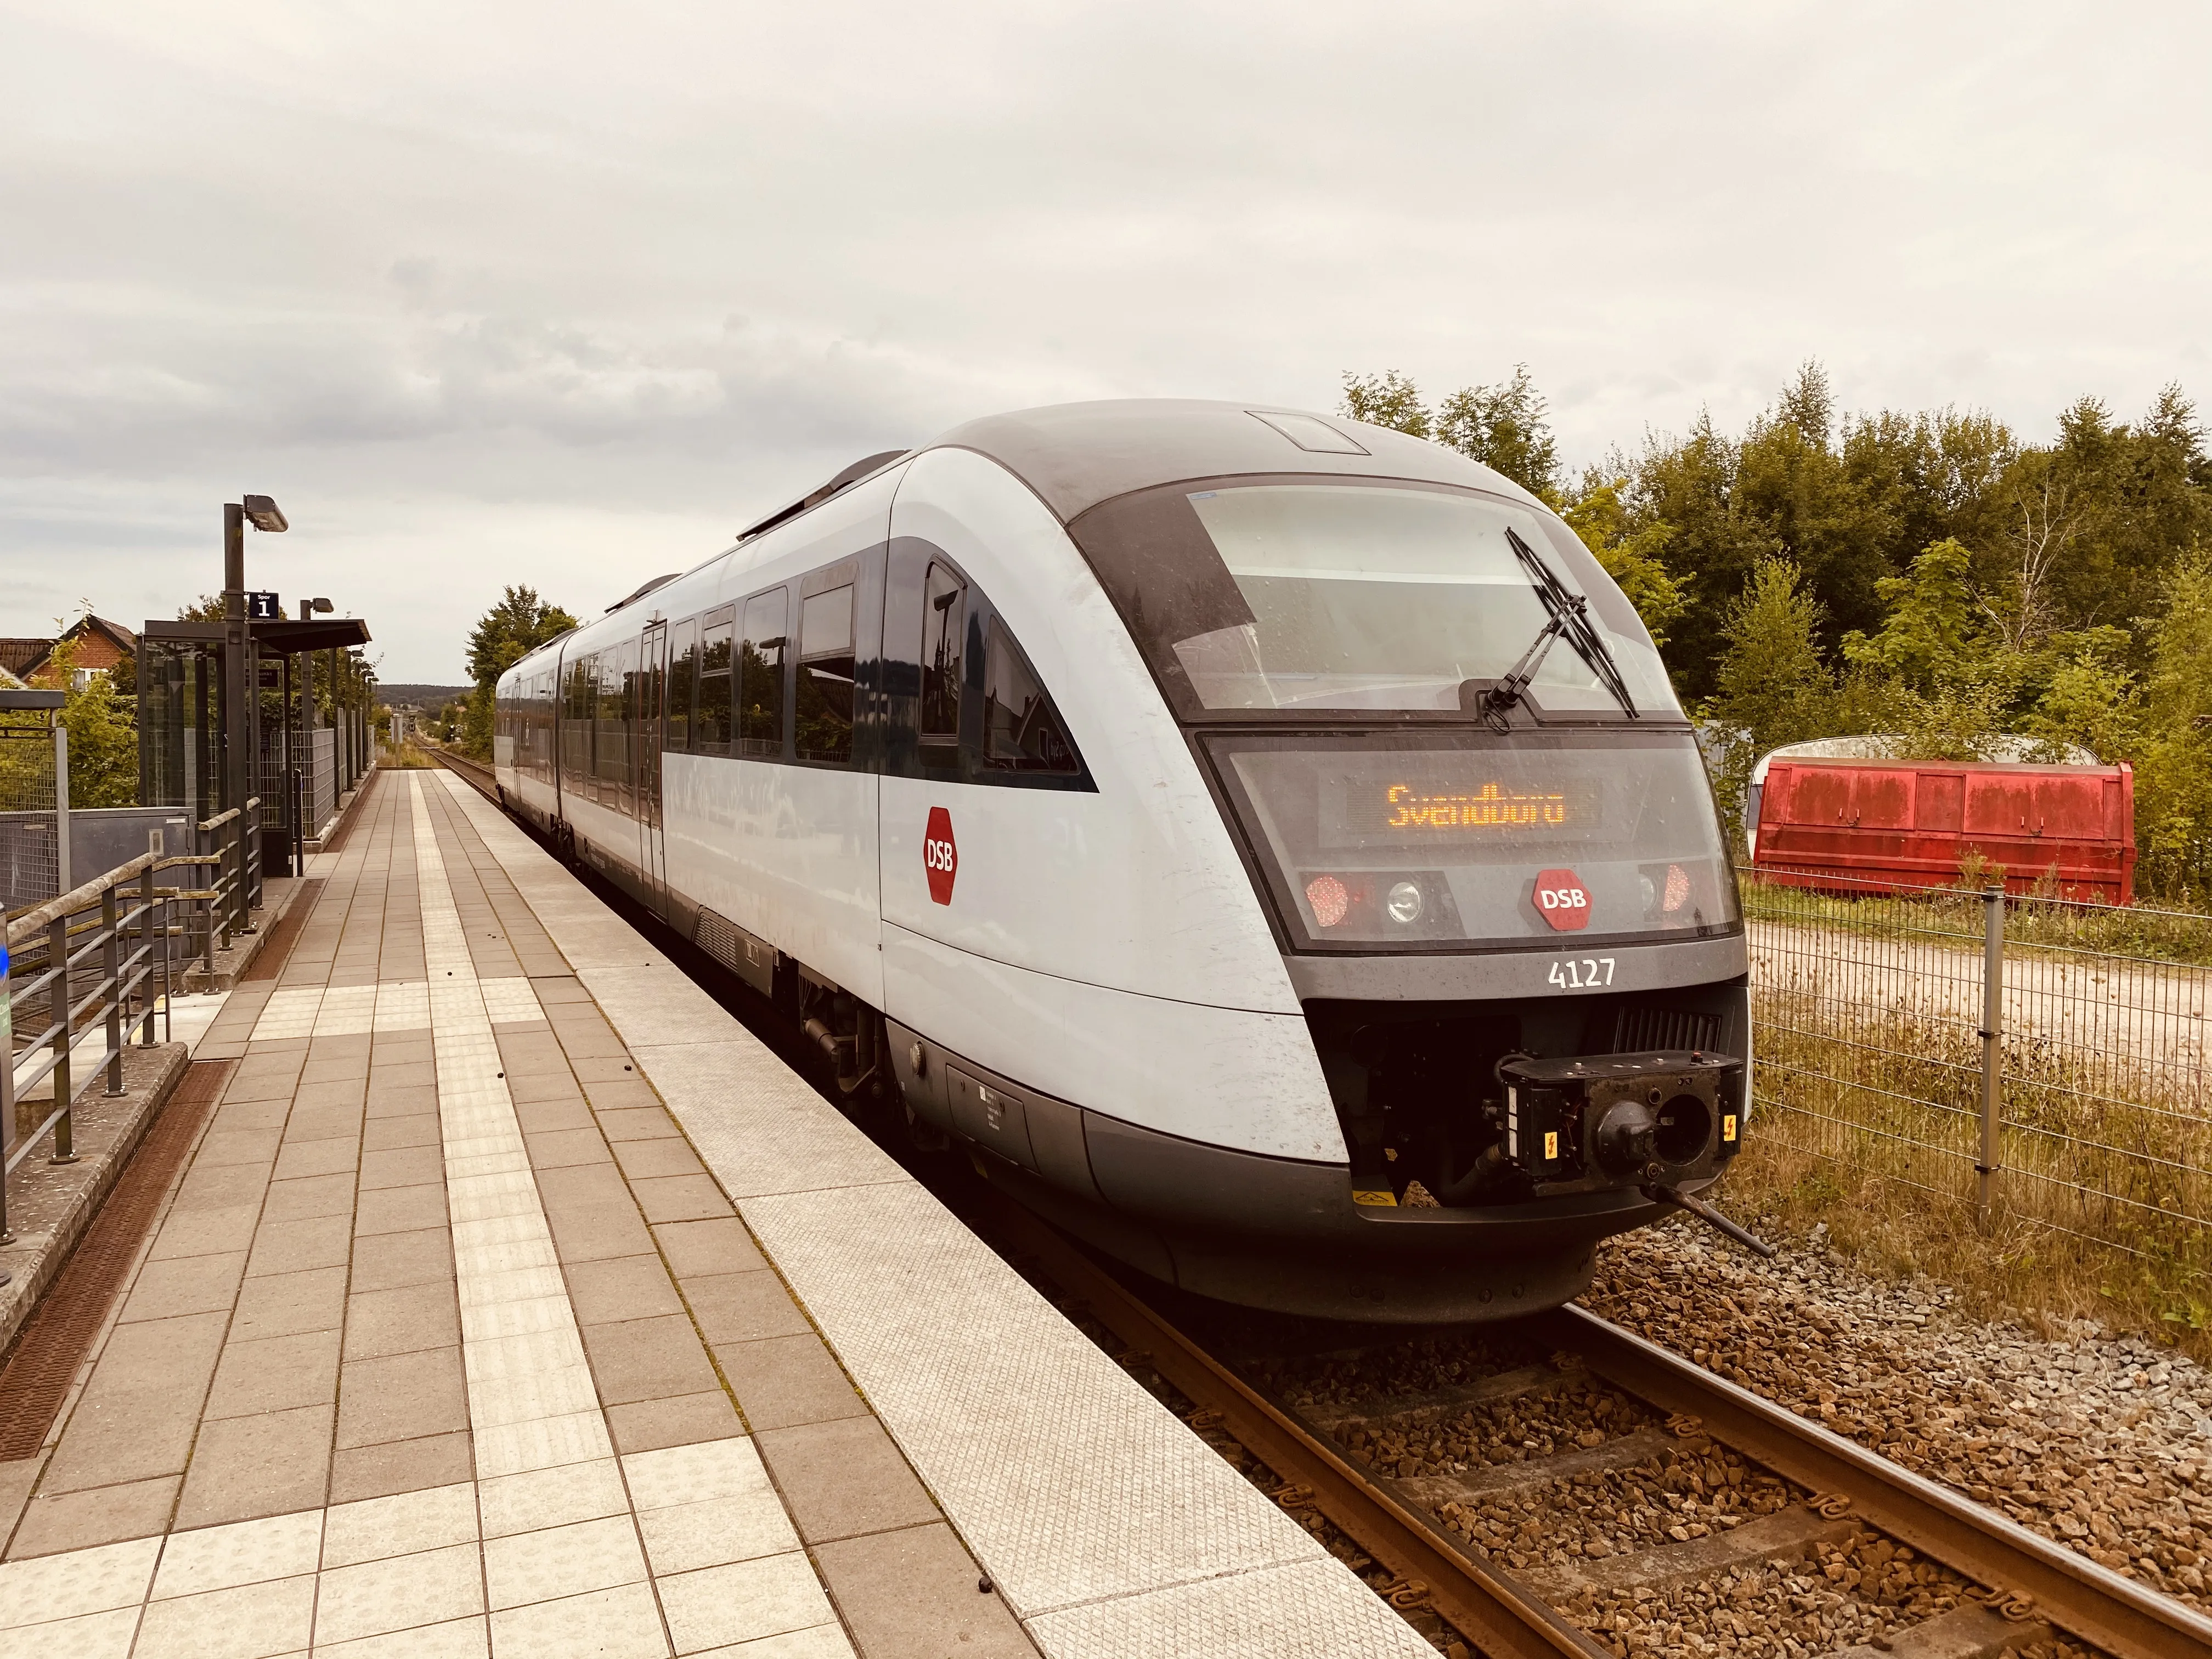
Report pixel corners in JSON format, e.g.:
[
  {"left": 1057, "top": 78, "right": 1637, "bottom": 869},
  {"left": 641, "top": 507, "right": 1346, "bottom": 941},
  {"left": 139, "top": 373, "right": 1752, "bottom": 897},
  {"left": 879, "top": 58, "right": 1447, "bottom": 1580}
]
[{"left": 2, "top": 1, "right": 2205, "bottom": 682}]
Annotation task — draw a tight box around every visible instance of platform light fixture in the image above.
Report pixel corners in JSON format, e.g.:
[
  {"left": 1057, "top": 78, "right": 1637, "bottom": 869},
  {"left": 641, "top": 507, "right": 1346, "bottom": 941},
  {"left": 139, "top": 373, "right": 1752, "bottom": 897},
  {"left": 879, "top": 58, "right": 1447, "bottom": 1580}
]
[
  {"left": 224, "top": 492, "right": 291, "bottom": 823},
  {"left": 242, "top": 494, "right": 289, "bottom": 533}
]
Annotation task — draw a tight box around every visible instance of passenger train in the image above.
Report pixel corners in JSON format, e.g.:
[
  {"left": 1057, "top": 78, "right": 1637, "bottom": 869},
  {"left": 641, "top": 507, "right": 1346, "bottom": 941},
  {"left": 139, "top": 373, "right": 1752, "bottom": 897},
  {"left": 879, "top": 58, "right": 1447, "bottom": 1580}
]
[{"left": 495, "top": 400, "right": 1751, "bottom": 1322}]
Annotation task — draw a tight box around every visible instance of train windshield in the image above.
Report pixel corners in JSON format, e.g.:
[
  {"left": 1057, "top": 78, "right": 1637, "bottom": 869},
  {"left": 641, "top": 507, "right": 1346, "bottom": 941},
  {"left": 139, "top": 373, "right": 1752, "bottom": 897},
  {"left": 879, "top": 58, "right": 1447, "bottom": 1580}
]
[
  {"left": 1206, "top": 730, "right": 1738, "bottom": 950},
  {"left": 1066, "top": 479, "right": 1675, "bottom": 718}
]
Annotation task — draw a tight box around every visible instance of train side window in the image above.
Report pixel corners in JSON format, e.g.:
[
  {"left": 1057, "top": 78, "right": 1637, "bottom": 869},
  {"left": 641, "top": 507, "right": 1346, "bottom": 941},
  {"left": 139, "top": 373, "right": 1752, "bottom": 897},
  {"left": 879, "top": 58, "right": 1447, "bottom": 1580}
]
[
  {"left": 738, "top": 590, "right": 787, "bottom": 759},
  {"left": 667, "top": 617, "right": 699, "bottom": 755},
  {"left": 983, "top": 618, "right": 1081, "bottom": 775},
  {"left": 696, "top": 606, "right": 734, "bottom": 755},
  {"left": 597, "top": 642, "right": 635, "bottom": 812},
  {"left": 919, "top": 562, "right": 964, "bottom": 748},
  {"left": 796, "top": 585, "right": 855, "bottom": 763}
]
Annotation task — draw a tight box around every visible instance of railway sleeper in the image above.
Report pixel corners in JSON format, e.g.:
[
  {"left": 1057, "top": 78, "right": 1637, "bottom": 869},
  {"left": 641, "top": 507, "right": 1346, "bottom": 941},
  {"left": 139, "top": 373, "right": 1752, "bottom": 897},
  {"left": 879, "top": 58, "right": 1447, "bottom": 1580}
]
[
  {"left": 1310, "top": 1363, "right": 1570, "bottom": 1437},
  {"left": 1395, "top": 1427, "right": 1678, "bottom": 1506},
  {"left": 1531, "top": 1502, "right": 1858, "bottom": 1600},
  {"left": 1814, "top": 1600, "right": 2056, "bottom": 1659}
]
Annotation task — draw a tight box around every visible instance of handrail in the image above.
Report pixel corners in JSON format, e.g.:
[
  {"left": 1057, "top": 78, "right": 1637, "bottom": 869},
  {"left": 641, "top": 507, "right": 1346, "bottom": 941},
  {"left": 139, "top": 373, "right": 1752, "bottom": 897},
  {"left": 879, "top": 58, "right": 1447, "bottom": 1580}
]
[
  {"left": 3, "top": 848, "right": 177, "bottom": 1244},
  {"left": 5, "top": 852, "right": 158, "bottom": 946}
]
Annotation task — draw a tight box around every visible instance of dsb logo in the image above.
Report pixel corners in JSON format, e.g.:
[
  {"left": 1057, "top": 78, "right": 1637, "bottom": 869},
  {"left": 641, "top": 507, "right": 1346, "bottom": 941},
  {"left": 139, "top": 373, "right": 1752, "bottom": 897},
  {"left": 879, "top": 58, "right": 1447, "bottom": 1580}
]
[
  {"left": 924, "top": 806, "right": 958, "bottom": 905},
  {"left": 1532, "top": 867, "right": 1590, "bottom": 932}
]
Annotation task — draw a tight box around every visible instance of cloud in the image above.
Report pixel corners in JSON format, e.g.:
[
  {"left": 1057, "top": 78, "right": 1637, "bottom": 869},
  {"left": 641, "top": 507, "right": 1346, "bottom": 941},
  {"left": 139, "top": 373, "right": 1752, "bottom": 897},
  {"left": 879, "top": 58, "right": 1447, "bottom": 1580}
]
[{"left": 0, "top": 0, "right": 2206, "bottom": 676}]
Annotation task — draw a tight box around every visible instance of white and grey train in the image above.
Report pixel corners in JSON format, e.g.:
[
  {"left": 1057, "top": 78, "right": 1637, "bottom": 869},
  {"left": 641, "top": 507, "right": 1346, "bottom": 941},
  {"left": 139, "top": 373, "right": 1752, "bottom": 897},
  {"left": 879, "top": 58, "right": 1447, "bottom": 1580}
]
[{"left": 495, "top": 399, "right": 1751, "bottom": 1322}]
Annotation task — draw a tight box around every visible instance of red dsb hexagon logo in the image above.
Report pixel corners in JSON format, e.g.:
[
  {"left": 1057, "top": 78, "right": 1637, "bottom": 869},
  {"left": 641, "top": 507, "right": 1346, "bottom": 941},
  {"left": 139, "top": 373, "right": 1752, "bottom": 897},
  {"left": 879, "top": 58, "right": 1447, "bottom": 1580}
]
[
  {"left": 1533, "top": 867, "right": 1591, "bottom": 931},
  {"left": 924, "top": 807, "right": 958, "bottom": 905}
]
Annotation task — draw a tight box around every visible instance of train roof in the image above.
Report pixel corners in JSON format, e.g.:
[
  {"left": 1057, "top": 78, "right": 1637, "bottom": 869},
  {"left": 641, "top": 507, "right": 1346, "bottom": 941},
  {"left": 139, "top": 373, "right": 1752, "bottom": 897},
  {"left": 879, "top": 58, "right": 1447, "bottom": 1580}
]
[{"left": 928, "top": 398, "right": 1539, "bottom": 523}]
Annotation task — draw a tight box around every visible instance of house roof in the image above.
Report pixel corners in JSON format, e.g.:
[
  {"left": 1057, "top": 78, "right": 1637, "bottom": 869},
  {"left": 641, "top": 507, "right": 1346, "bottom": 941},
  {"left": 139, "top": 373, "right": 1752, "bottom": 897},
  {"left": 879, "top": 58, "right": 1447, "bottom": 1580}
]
[{"left": 4, "top": 615, "right": 140, "bottom": 682}]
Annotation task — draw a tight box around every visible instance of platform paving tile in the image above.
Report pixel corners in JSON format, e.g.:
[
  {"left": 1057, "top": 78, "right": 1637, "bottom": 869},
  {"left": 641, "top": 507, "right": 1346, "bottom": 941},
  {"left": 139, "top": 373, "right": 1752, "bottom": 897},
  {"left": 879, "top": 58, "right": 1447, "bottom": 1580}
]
[
  {"left": 436, "top": 771, "right": 1431, "bottom": 1656},
  {"left": 0, "top": 776, "right": 865, "bottom": 1658}
]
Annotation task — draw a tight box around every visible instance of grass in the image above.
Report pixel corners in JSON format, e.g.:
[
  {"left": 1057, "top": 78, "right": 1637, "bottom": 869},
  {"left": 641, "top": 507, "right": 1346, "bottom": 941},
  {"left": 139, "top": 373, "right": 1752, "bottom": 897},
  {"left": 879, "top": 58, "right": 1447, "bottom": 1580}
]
[
  {"left": 380, "top": 741, "right": 439, "bottom": 770},
  {"left": 1741, "top": 995, "right": 2212, "bottom": 1360}
]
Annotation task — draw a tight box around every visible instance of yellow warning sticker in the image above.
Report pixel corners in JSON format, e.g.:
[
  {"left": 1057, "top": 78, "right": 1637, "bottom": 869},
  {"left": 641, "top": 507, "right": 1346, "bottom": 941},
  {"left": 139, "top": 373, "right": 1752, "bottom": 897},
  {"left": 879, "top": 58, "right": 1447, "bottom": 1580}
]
[
  {"left": 1352, "top": 1187, "right": 1398, "bottom": 1207},
  {"left": 1544, "top": 1131, "right": 1559, "bottom": 1161},
  {"left": 1723, "top": 1114, "right": 1738, "bottom": 1143}
]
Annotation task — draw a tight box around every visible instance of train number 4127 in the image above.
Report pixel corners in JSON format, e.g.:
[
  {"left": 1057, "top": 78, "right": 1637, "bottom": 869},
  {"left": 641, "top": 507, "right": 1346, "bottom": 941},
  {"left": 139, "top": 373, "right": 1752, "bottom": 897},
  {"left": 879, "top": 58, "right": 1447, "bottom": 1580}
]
[{"left": 1548, "top": 957, "right": 1616, "bottom": 990}]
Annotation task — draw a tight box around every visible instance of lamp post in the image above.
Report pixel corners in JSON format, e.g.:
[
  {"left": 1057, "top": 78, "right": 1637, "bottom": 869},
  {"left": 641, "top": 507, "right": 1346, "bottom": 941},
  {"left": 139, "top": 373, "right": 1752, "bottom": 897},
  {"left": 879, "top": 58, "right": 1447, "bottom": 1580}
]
[{"left": 223, "top": 494, "right": 289, "bottom": 820}]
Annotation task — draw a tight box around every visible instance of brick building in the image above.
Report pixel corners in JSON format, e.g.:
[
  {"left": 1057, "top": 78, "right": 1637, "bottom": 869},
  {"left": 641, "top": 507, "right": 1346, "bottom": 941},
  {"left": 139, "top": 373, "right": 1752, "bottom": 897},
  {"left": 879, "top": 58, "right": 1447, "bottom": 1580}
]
[{"left": 0, "top": 614, "right": 139, "bottom": 687}]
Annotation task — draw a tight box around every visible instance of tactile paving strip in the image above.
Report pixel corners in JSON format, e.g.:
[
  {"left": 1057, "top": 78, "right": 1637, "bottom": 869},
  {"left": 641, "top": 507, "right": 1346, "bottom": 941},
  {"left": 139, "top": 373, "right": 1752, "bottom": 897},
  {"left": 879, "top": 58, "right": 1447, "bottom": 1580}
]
[
  {"left": 0, "top": 1060, "right": 230, "bottom": 1459},
  {"left": 739, "top": 1180, "right": 1328, "bottom": 1618}
]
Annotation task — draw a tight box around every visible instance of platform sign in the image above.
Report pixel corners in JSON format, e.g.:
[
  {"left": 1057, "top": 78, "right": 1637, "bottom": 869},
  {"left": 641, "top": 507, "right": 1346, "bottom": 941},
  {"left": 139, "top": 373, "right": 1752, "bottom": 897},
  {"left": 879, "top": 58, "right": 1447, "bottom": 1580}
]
[{"left": 246, "top": 591, "right": 282, "bottom": 619}]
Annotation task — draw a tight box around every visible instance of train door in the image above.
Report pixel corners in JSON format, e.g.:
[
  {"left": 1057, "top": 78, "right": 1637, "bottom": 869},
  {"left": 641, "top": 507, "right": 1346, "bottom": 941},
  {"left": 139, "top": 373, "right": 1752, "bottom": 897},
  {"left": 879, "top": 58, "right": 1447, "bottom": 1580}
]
[{"left": 637, "top": 620, "right": 668, "bottom": 911}]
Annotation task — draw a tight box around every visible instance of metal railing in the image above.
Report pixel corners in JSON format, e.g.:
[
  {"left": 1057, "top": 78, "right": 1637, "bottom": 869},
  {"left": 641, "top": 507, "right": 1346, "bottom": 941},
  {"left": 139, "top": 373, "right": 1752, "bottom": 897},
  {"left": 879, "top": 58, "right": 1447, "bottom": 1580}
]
[
  {"left": 3, "top": 849, "right": 182, "bottom": 1245},
  {"left": 1742, "top": 864, "right": 2212, "bottom": 1266},
  {"left": 193, "top": 797, "right": 261, "bottom": 964}
]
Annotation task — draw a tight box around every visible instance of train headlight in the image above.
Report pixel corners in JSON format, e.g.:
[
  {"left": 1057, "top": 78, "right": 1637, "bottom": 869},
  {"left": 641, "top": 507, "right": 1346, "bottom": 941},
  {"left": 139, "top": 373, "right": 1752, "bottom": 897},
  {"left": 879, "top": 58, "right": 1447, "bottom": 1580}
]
[{"left": 1386, "top": 881, "right": 1423, "bottom": 925}]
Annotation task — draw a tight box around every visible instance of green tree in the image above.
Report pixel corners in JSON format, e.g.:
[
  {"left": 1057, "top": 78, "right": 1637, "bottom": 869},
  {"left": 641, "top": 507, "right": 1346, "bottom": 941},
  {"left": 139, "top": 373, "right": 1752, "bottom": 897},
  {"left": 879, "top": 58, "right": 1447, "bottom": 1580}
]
[
  {"left": 461, "top": 586, "right": 577, "bottom": 759},
  {"left": 47, "top": 634, "right": 140, "bottom": 808},
  {"left": 1561, "top": 479, "right": 1688, "bottom": 648},
  {"left": 1841, "top": 539, "right": 1985, "bottom": 693},
  {"left": 1339, "top": 370, "right": 1429, "bottom": 437},
  {"left": 2131, "top": 551, "right": 2212, "bottom": 889},
  {"left": 1703, "top": 558, "right": 1842, "bottom": 838},
  {"left": 1432, "top": 364, "right": 1561, "bottom": 500},
  {"left": 177, "top": 595, "right": 228, "bottom": 622}
]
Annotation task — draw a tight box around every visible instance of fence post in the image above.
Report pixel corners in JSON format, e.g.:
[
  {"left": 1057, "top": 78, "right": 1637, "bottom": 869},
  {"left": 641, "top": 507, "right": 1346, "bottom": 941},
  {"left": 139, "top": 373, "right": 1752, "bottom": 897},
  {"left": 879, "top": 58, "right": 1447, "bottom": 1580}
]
[
  {"left": 140, "top": 839, "right": 159, "bottom": 1046},
  {"left": 54, "top": 723, "right": 70, "bottom": 899},
  {"left": 1, "top": 938, "right": 15, "bottom": 1249},
  {"left": 1977, "top": 883, "right": 2004, "bottom": 1223},
  {"left": 101, "top": 884, "right": 123, "bottom": 1096},
  {"left": 48, "top": 912, "right": 75, "bottom": 1164}
]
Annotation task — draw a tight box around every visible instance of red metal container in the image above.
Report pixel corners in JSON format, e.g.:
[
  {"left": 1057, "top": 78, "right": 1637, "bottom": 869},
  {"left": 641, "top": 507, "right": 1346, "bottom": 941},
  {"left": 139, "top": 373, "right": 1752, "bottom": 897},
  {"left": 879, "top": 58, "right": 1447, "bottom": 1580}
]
[{"left": 1752, "top": 758, "right": 2136, "bottom": 903}]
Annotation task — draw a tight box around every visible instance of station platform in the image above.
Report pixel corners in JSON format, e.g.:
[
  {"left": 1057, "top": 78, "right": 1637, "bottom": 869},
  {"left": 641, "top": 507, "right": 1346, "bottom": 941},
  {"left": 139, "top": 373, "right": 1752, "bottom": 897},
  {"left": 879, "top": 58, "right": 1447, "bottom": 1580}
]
[{"left": 0, "top": 771, "right": 1426, "bottom": 1658}]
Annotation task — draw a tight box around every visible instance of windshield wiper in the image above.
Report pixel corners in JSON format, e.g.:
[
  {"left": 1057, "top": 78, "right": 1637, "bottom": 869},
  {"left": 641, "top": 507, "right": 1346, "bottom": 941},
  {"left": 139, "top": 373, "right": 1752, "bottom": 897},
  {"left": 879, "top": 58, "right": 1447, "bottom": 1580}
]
[{"left": 1477, "top": 527, "right": 1639, "bottom": 728}]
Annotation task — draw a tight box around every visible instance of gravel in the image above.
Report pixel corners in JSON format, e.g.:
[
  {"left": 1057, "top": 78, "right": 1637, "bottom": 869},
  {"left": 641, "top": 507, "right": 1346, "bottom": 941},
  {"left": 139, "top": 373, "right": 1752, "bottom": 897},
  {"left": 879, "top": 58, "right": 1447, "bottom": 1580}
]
[
  {"left": 1571, "top": 1532, "right": 2094, "bottom": 1659},
  {"left": 1585, "top": 1216, "right": 2212, "bottom": 1613}
]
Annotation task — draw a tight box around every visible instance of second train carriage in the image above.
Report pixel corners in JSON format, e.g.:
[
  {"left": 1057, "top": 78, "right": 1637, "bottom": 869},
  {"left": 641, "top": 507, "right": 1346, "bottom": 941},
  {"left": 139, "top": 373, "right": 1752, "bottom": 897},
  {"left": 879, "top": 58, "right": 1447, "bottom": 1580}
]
[{"left": 496, "top": 399, "right": 1751, "bottom": 1322}]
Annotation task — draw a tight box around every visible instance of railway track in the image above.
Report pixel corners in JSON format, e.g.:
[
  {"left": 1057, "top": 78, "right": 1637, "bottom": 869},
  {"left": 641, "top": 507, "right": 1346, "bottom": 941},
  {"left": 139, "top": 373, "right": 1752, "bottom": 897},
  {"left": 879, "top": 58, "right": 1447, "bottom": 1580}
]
[
  {"left": 979, "top": 1193, "right": 2212, "bottom": 1659},
  {"left": 429, "top": 746, "right": 498, "bottom": 794},
  {"left": 437, "top": 749, "right": 2210, "bottom": 1659}
]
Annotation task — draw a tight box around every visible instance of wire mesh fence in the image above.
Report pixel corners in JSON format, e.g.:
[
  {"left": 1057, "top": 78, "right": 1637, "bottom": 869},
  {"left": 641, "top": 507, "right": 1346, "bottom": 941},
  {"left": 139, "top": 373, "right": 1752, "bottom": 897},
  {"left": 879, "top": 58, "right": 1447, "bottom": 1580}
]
[
  {"left": 0, "top": 710, "right": 61, "bottom": 914},
  {"left": 1743, "top": 864, "right": 2212, "bottom": 1269}
]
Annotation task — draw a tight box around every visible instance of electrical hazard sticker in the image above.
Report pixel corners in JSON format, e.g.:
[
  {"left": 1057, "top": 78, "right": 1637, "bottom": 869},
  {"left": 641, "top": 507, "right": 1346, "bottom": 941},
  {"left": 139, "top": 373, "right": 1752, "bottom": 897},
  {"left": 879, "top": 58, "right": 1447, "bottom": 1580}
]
[{"left": 1723, "top": 1114, "right": 1739, "bottom": 1143}]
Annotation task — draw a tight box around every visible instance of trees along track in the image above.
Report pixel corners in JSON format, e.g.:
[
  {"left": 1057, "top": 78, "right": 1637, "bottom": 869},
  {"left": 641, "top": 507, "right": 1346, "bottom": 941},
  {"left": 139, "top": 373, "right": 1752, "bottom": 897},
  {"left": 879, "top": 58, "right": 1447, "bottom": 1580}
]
[
  {"left": 981, "top": 1195, "right": 2212, "bottom": 1659},
  {"left": 438, "top": 746, "right": 2209, "bottom": 1659}
]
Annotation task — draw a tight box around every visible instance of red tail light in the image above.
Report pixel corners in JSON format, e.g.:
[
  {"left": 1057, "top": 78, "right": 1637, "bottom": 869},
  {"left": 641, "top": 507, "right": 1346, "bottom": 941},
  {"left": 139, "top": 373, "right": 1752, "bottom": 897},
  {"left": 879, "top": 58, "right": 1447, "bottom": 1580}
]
[{"left": 1305, "top": 874, "right": 1350, "bottom": 928}]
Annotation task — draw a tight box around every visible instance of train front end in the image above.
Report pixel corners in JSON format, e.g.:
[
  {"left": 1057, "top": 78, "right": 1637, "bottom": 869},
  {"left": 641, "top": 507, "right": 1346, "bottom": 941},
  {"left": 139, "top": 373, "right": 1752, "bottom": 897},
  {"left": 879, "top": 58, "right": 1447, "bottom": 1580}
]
[{"left": 1050, "top": 437, "right": 1751, "bottom": 1321}]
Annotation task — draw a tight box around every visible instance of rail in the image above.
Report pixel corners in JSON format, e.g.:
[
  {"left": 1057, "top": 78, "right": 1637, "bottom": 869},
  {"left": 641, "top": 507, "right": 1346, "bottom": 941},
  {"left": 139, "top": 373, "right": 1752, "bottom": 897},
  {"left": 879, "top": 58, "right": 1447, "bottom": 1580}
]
[
  {"left": 2, "top": 851, "right": 188, "bottom": 1247},
  {"left": 981, "top": 1191, "right": 2212, "bottom": 1659}
]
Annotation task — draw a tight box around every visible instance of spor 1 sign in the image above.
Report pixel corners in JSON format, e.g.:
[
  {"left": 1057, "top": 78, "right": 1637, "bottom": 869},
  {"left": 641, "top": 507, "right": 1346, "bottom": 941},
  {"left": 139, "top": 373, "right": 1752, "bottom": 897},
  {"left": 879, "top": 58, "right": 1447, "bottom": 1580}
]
[
  {"left": 1532, "top": 867, "right": 1591, "bottom": 931},
  {"left": 924, "top": 807, "right": 958, "bottom": 905}
]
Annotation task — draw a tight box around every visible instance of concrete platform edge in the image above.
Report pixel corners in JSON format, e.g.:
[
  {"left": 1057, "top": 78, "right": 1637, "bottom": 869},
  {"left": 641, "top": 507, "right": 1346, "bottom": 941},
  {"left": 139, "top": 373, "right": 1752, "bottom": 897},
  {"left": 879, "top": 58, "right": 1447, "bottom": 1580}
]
[
  {"left": 0, "top": 1040, "right": 191, "bottom": 1359},
  {"left": 179, "top": 873, "right": 309, "bottom": 993}
]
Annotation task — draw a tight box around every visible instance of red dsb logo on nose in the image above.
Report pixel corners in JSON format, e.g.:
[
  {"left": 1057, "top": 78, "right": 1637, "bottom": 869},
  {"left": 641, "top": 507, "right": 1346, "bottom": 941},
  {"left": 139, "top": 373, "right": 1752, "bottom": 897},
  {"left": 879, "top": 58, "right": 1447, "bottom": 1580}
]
[
  {"left": 924, "top": 807, "right": 958, "bottom": 905},
  {"left": 1533, "top": 867, "right": 1590, "bottom": 931}
]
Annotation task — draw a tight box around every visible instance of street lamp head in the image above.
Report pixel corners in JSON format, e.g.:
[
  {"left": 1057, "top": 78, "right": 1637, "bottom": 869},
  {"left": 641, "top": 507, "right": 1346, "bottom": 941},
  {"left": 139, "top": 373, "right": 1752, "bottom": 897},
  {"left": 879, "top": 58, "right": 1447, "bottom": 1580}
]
[
  {"left": 310, "top": 597, "right": 334, "bottom": 613},
  {"left": 242, "top": 495, "right": 289, "bottom": 533}
]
